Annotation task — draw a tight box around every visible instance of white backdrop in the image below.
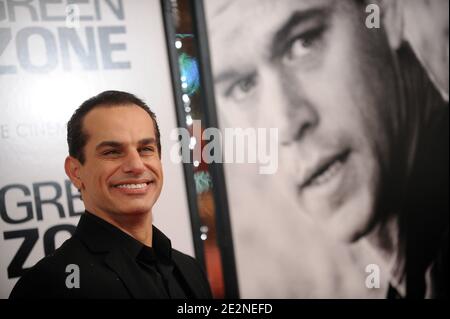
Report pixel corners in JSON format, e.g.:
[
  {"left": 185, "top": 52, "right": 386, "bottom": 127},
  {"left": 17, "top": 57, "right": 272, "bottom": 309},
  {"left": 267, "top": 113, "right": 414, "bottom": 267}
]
[{"left": 0, "top": 0, "right": 193, "bottom": 298}]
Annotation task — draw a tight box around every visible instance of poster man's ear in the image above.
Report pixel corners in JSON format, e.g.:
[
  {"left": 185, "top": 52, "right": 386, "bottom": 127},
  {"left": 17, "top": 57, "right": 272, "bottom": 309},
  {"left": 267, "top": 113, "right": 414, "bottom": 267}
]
[{"left": 64, "top": 156, "right": 83, "bottom": 191}]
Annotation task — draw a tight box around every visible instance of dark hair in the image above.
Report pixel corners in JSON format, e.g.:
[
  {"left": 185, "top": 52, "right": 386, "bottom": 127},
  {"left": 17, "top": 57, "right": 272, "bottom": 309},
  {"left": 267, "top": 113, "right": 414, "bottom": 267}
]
[{"left": 67, "top": 90, "right": 161, "bottom": 164}]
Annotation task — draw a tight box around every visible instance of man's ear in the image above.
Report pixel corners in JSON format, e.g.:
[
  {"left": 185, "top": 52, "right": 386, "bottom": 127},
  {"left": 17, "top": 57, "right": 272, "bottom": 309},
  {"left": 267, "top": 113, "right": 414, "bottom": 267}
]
[
  {"left": 65, "top": 156, "right": 83, "bottom": 190},
  {"left": 378, "top": 0, "right": 404, "bottom": 50}
]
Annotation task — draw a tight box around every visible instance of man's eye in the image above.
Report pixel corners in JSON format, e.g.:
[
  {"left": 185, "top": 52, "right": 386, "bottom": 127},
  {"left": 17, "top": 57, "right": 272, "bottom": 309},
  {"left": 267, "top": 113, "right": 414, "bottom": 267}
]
[
  {"left": 140, "top": 147, "right": 154, "bottom": 154},
  {"left": 284, "top": 27, "right": 325, "bottom": 63},
  {"left": 226, "top": 74, "right": 258, "bottom": 102},
  {"left": 103, "top": 150, "right": 121, "bottom": 156}
]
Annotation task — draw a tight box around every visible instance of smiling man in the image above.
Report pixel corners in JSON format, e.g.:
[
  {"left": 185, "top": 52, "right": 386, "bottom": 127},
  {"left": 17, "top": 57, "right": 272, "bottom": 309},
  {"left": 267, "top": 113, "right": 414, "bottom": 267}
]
[
  {"left": 206, "top": 0, "right": 448, "bottom": 298},
  {"left": 9, "top": 91, "right": 212, "bottom": 299}
]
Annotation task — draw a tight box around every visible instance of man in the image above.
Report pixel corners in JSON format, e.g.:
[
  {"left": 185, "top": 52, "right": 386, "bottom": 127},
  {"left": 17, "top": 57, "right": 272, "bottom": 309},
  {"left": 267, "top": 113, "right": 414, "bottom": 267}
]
[
  {"left": 205, "top": 0, "right": 447, "bottom": 298},
  {"left": 9, "top": 91, "right": 212, "bottom": 299}
]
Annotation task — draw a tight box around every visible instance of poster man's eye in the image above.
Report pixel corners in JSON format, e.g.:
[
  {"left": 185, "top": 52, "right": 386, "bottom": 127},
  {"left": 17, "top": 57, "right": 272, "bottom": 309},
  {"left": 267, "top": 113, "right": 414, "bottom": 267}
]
[
  {"left": 287, "top": 38, "right": 313, "bottom": 60},
  {"left": 226, "top": 74, "right": 258, "bottom": 102},
  {"left": 284, "top": 27, "right": 326, "bottom": 63}
]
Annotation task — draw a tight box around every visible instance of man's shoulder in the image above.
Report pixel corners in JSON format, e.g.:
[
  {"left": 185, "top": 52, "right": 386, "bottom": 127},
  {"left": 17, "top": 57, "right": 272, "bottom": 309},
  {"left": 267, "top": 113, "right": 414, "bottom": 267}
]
[
  {"left": 30, "top": 233, "right": 90, "bottom": 269},
  {"left": 8, "top": 235, "right": 92, "bottom": 299}
]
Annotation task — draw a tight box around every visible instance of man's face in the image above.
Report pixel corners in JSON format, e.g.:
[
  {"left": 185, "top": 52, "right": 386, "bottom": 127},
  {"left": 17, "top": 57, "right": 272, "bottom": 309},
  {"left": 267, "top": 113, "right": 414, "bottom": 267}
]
[
  {"left": 207, "top": 0, "right": 403, "bottom": 242},
  {"left": 74, "top": 105, "right": 163, "bottom": 218}
]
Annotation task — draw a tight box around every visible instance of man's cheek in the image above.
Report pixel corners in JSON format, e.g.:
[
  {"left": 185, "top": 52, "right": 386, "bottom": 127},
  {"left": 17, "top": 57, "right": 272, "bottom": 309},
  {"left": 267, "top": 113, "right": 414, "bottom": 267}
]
[{"left": 303, "top": 198, "right": 331, "bottom": 220}]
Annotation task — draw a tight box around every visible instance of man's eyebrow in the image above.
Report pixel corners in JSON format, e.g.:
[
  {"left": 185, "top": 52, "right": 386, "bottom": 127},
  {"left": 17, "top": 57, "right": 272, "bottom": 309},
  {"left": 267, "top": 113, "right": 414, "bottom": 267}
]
[
  {"left": 271, "top": 7, "right": 331, "bottom": 59},
  {"left": 138, "top": 138, "right": 157, "bottom": 146},
  {"left": 214, "top": 70, "right": 240, "bottom": 84},
  {"left": 95, "top": 138, "right": 156, "bottom": 151}
]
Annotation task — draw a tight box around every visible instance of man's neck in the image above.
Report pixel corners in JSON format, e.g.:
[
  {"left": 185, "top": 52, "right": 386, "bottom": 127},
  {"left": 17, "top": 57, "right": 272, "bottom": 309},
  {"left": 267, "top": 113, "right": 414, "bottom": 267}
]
[{"left": 87, "top": 209, "right": 153, "bottom": 247}]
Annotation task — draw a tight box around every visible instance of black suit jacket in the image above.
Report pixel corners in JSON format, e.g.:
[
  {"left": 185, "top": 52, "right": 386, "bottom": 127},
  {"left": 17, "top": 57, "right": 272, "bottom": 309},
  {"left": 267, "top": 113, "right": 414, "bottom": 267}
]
[{"left": 9, "top": 213, "right": 212, "bottom": 299}]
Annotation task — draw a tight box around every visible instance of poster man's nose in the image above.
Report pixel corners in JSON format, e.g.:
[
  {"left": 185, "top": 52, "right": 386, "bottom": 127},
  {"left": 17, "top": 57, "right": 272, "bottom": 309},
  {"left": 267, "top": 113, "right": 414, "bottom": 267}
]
[{"left": 258, "top": 70, "right": 319, "bottom": 146}]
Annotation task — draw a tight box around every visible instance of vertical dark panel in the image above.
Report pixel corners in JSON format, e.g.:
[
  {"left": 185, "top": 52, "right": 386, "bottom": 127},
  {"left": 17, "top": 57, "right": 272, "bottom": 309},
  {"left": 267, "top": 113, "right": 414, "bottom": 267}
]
[
  {"left": 189, "top": 0, "right": 239, "bottom": 298},
  {"left": 160, "top": 0, "right": 205, "bottom": 270}
]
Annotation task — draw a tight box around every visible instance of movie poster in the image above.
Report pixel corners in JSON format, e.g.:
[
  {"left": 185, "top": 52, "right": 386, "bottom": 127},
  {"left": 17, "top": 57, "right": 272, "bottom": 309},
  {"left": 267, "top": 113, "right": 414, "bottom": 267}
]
[{"left": 204, "top": 0, "right": 448, "bottom": 298}]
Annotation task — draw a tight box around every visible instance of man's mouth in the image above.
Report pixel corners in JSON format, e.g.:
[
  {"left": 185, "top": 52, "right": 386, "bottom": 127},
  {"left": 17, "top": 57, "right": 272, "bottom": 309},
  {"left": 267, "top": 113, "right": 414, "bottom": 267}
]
[
  {"left": 115, "top": 183, "right": 148, "bottom": 189},
  {"left": 298, "top": 149, "right": 351, "bottom": 191},
  {"left": 112, "top": 180, "right": 154, "bottom": 192}
]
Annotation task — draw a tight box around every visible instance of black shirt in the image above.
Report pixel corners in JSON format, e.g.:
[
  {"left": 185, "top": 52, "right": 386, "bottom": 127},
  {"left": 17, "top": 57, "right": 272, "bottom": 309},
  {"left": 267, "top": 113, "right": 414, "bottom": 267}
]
[{"left": 85, "top": 212, "right": 190, "bottom": 298}]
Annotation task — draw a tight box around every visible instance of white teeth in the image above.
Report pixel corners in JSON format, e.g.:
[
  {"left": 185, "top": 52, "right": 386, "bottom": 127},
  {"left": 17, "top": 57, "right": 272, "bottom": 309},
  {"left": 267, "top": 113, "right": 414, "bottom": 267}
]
[
  {"left": 116, "top": 183, "right": 147, "bottom": 189},
  {"left": 310, "top": 161, "right": 343, "bottom": 187}
]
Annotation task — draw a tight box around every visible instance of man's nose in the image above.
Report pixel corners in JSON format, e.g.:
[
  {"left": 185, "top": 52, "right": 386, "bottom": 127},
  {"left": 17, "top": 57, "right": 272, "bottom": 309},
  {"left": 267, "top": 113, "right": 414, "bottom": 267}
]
[
  {"left": 259, "top": 70, "right": 319, "bottom": 146},
  {"left": 122, "top": 150, "right": 146, "bottom": 174}
]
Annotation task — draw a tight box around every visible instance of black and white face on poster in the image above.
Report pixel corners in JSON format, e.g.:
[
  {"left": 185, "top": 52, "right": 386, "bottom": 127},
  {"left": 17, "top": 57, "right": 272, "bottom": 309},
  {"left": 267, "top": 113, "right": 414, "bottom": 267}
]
[{"left": 204, "top": 0, "right": 448, "bottom": 298}]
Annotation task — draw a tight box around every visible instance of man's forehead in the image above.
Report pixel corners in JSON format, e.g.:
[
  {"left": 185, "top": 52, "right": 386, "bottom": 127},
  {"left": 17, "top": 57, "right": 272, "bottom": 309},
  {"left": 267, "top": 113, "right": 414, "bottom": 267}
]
[
  {"left": 206, "top": 0, "right": 336, "bottom": 74},
  {"left": 83, "top": 105, "right": 155, "bottom": 140},
  {"left": 84, "top": 105, "right": 152, "bottom": 124},
  {"left": 206, "top": 0, "right": 333, "bottom": 27}
]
